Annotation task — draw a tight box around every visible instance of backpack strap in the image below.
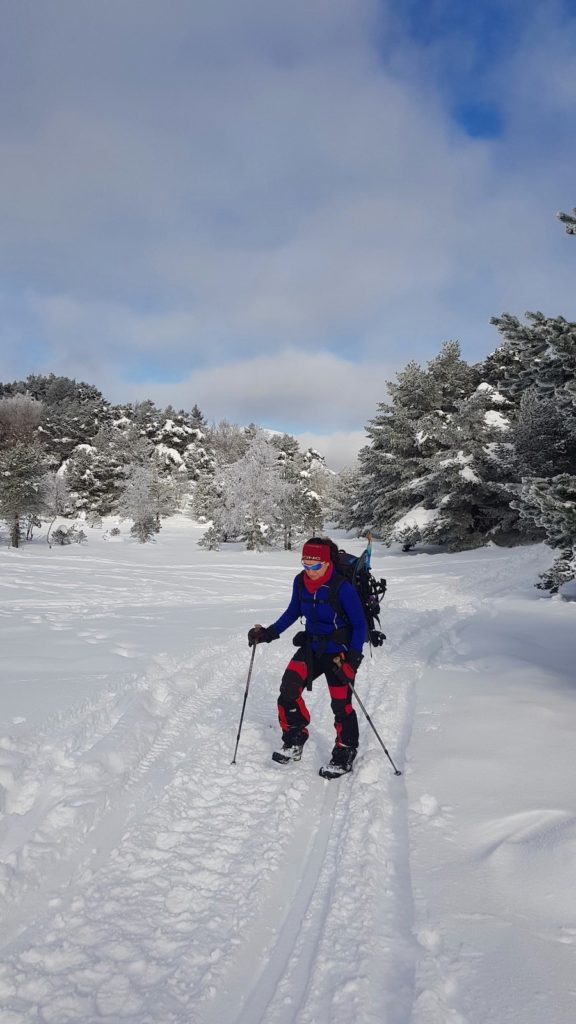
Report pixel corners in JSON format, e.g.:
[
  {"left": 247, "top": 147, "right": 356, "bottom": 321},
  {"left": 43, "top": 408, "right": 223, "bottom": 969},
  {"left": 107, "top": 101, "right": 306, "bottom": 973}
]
[{"left": 327, "top": 571, "right": 347, "bottom": 623}]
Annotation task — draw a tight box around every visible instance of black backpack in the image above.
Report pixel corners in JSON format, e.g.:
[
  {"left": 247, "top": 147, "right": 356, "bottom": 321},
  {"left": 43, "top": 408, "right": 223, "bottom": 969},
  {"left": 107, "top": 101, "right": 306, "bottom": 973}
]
[{"left": 332, "top": 546, "right": 387, "bottom": 649}]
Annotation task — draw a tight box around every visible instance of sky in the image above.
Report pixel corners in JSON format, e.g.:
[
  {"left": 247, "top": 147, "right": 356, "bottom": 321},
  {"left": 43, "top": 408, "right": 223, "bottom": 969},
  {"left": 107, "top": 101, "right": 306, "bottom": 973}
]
[{"left": 1, "top": 0, "right": 576, "bottom": 468}]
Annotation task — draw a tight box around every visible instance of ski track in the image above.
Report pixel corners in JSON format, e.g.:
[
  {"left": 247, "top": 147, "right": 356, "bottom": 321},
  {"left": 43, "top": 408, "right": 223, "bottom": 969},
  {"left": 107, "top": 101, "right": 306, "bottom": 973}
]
[{"left": 0, "top": 547, "right": 521, "bottom": 1024}]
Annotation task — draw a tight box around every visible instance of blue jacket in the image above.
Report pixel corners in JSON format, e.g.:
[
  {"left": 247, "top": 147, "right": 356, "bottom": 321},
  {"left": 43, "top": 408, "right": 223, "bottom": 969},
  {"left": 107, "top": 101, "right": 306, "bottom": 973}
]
[{"left": 271, "top": 571, "right": 366, "bottom": 655}]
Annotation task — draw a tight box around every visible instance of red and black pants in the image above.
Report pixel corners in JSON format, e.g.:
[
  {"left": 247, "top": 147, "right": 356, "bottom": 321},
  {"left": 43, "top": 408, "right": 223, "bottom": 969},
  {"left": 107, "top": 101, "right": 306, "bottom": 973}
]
[{"left": 278, "top": 647, "right": 359, "bottom": 750}]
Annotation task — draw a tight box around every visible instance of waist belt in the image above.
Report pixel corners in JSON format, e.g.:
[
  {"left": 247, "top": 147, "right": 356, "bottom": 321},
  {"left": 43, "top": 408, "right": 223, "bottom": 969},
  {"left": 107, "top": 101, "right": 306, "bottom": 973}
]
[{"left": 303, "top": 627, "right": 351, "bottom": 689}]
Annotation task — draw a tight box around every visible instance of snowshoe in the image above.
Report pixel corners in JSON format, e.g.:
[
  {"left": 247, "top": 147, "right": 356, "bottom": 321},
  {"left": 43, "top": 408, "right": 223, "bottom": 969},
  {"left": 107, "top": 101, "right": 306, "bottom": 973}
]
[
  {"left": 318, "top": 745, "right": 357, "bottom": 780},
  {"left": 272, "top": 744, "right": 304, "bottom": 765}
]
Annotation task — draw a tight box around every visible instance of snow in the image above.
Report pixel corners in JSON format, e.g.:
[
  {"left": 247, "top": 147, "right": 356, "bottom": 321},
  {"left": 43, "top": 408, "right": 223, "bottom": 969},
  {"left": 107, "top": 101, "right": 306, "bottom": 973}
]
[
  {"left": 483, "top": 410, "right": 509, "bottom": 431},
  {"left": 156, "top": 444, "right": 186, "bottom": 470},
  {"left": 476, "top": 383, "right": 507, "bottom": 404},
  {"left": 0, "top": 521, "right": 575, "bottom": 1024},
  {"left": 394, "top": 505, "right": 439, "bottom": 530},
  {"left": 459, "top": 465, "right": 480, "bottom": 483},
  {"left": 161, "top": 420, "right": 194, "bottom": 439},
  {"left": 438, "top": 451, "right": 472, "bottom": 469}
]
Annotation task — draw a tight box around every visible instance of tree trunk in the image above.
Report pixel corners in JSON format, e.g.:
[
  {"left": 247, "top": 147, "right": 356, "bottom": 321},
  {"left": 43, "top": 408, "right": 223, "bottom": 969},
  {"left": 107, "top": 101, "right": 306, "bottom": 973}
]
[
  {"left": 11, "top": 514, "right": 20, "bottom": 548},
  {"left": 47, "top": 516, "right": 57, "bottom": 547}
]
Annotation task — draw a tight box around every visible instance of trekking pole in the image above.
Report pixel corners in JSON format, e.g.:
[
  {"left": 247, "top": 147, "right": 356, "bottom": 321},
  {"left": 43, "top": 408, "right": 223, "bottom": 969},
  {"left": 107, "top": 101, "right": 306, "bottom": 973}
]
[
  {"left": 349, "top": 680, "right": 402, "bottom": 776},
  {"left": 231, "top": 645, "right": 257, "bottom": 765}
]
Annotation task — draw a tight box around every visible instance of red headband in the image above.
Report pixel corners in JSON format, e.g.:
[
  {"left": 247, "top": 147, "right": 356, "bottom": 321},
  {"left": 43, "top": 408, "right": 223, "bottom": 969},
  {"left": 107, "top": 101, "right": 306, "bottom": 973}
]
[{"left": 302, "top": 542, "right": 331, "bottom": 564}]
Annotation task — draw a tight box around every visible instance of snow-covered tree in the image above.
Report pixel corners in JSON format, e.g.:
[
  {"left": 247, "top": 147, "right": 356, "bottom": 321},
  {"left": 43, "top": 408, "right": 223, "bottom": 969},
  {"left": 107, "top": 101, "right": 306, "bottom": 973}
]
[
  {"left": 65, "top": 425, "right": 161, "bottom": 516},
  {"left": 117, "top": 463, "right": 179, "bottom": 542},
  {"left": 65, "top": 427, "right": 128, "bottom": 516},
  {"left": 332, "top": 465, "right": 367, "bottom": 533},
  {"left": 25, "top": 375, "right": 110, "bottom": 464},
  {"left": 0, "top": 442, "right": 46, "bottom": 547},
  {"left": 198, "top": 523, "right": 222, "bottom": 550},
  {"left": 208, "top": 420, "right": 250, "bottom": 466},
  {"left": 127, "top": 399, "right": 162, "bottom": 442},
  {"left": 558, "top": 206, "right": 576, "bottom": 235},
  {"left": 298, "top": 448, "right": 330, "bottom": 537},
  {"left": 218, "top": 433, "right": 285, "bottom": 549},
  {"left": 189, "top": 468, "right": 225, "bottom": 525},
  {"left": 418, "top": 384, "right": 523, "bottom": 550},
  {"left": 269, "top": 434, "right": 304, "bottom": 549},
  {"left": 511, "top": 475, "right": 576, "bottom": 591},
  {"left": 190, "top": 404, "right": 207, "bottom": 430},
  {"left": 355, "top": 342, "right": 481, "bottom": 543},
  {"left": 488, "top": 312, "right": 576, "bottom": 414},
  {"left": 267, "top": 436, "right": 331, "bottom": 548},
  {"left": 486, "top": 305, "right": 576, "bottom": 585},
  {"left": 182, "top": 432, "right": 214, "bottom": 482},
  {"left": 512, "top": 391, "right": 576, "bottom": 478},
  {"left": 513, "top": 475, "right": 576, "bottom": 553},
  {"left": 42, "top": 471, "right": 72, "bottom": 545},
  {"left": 0, "top": 395, "right": 44, "bottom": 447},
  {"left": 63, "top": 446, "right": 101, "bottom": 516}
]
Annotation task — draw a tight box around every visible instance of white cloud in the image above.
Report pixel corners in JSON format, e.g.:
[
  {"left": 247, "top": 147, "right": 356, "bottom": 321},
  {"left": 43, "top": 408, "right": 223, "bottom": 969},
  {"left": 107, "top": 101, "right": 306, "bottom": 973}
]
[
  {"left": 109, "top": 350, "right": 394, "bottom": 435},
  {"left": 293, "top": 430, "right": 367, "bottom": 471},
  {"left": 1, "top": 0, "right": 576, "bottom": 432}
]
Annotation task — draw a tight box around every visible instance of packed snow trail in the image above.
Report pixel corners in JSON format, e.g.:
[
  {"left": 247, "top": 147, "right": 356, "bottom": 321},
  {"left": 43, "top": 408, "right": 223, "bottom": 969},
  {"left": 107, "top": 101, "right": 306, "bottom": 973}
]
[{"left": 0, "top": 523, "right": 574, "bottom": 1023}]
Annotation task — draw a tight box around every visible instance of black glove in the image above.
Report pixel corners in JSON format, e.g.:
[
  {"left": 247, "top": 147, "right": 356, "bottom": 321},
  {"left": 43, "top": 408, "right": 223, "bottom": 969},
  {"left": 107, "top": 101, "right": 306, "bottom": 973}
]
[
  {"left": 248, "top": 624, "right": 279, "bottom": 647},
  {"left": 346, "top": 650, "right": 364, "bottom": 672},
  {"left": 292, "top": 630, "right": 307, "bottom": 647},
  {"left": 332, "top": 650, "right": 363, "bottom": 683}
]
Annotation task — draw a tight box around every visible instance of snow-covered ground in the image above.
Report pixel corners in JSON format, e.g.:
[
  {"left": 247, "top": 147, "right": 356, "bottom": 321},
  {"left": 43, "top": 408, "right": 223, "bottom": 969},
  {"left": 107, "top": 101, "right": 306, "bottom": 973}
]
[{"left": 0, "top": 519, "right": 574, "bottom": 1024}]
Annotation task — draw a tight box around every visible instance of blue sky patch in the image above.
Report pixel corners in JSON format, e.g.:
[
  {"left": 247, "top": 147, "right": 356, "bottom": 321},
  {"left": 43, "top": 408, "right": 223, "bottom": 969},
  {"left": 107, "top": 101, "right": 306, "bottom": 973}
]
[{"left": 454, "top": 101, "right": 503, "bottom": 139}]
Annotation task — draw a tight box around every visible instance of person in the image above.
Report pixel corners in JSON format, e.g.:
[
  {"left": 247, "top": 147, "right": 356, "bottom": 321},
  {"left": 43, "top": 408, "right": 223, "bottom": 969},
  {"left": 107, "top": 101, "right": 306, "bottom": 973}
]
[{"left": 247, "top": 536, "right": 367, "bottom": 775}]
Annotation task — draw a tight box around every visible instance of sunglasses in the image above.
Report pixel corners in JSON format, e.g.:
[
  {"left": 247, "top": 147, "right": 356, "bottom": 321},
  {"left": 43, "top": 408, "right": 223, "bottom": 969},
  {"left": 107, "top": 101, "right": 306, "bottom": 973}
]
[{"left": 302, "top": 560, "right": 324, "bottom": 571}]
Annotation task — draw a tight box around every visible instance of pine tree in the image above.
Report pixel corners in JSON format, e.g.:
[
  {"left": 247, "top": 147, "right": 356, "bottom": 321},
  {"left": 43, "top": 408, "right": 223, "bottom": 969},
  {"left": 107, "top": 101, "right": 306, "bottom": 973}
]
[
  {"left": 299, "top": 448, "right": 330, "bottom": 536},
  {"left": 117, "top": 463, "right": 179, "bottom": 541},
  {"left": 512, "top": 475, "right": 576, "bottom": 553},
  {"left": 65, "top": 425, "right": 161, "bottom": 516},
  {"left": 333, "top": 465, "right": 367, "bottom": 533},
  {"left": 537, "top": 551, "right": 575, "bottom": 593},
  {"left": 268, "top": 437, "right": 330, "bottom": 548},
  {"left": 208, "top": 420, "right": 250, "bottom": 466},
  {"left": 128, "top": 399, "right": 162, "bottom": 442},
  {"left": 558, "top": 207, "right": 576, "bottom": 235},
  {"left": 487, "top": 247, "right": 576, "bottom": 587},
  {"left": 358, "top": 361, "right": 436, "bottom": 539},
  {"left": 0, "top": 442, "right": 46, "bottom": 547},
  {"left": 510, "top": 475, "right": 576, "bottom": 592},
  {"left": 182, "top": 431, "right": 215, "bottom": 482},
  {"left": 512, "top": 391, "right": 576, "bottom": 478},
  {"left": 190, "top": 404, "right": 207, "bottom": 430},
  {"left": 489, "top": 312, "right": 576, "bottom": 413},
  {"left": 419, "top": 384, "right": 524, "bottom": 550},
  {"left": 355, "top": 342, "right": 481, "bottom": 545},
  {"left": 26, "top": 375, "right": 110, "bottom": 464},
  {"left": 64, "top": 446, "right": 101, "bottom": 516},
  {"left": 147, "top": 459, "right": 180, "bottom": 528},
  {"left": 42, "top": 471, "right": 72, "bottom": 545},
  {"left": 0, "top": 395, "right": 44, "bottom": 447},
  {"left": 270, "top": 434, "right": 304, "bottom": 550},
  {"left": 190, "top": 469, "right": 225, "bottom": 525},
  {"left": 218, "top": 433, "right": 285, "bottom": 549}
]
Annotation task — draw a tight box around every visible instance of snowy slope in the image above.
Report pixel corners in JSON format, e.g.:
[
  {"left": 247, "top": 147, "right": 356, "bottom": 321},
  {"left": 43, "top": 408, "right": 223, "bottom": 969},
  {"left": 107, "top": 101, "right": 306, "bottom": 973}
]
[{"left": 0, "top": 521, "right": 574, "bottom": 1024}]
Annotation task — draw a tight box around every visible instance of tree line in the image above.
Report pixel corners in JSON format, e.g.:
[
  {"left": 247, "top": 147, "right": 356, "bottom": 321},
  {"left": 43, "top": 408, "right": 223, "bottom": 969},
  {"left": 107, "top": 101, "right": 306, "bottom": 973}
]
[{"left": 0, "top": 377, "right": 334, "bottom": 549}]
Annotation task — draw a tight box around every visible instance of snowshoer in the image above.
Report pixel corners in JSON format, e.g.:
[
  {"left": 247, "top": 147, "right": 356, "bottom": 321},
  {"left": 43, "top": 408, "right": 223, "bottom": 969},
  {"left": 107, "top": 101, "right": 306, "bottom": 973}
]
[{"left": 248, "top": 537, "right": 367, "bottom": 777}]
